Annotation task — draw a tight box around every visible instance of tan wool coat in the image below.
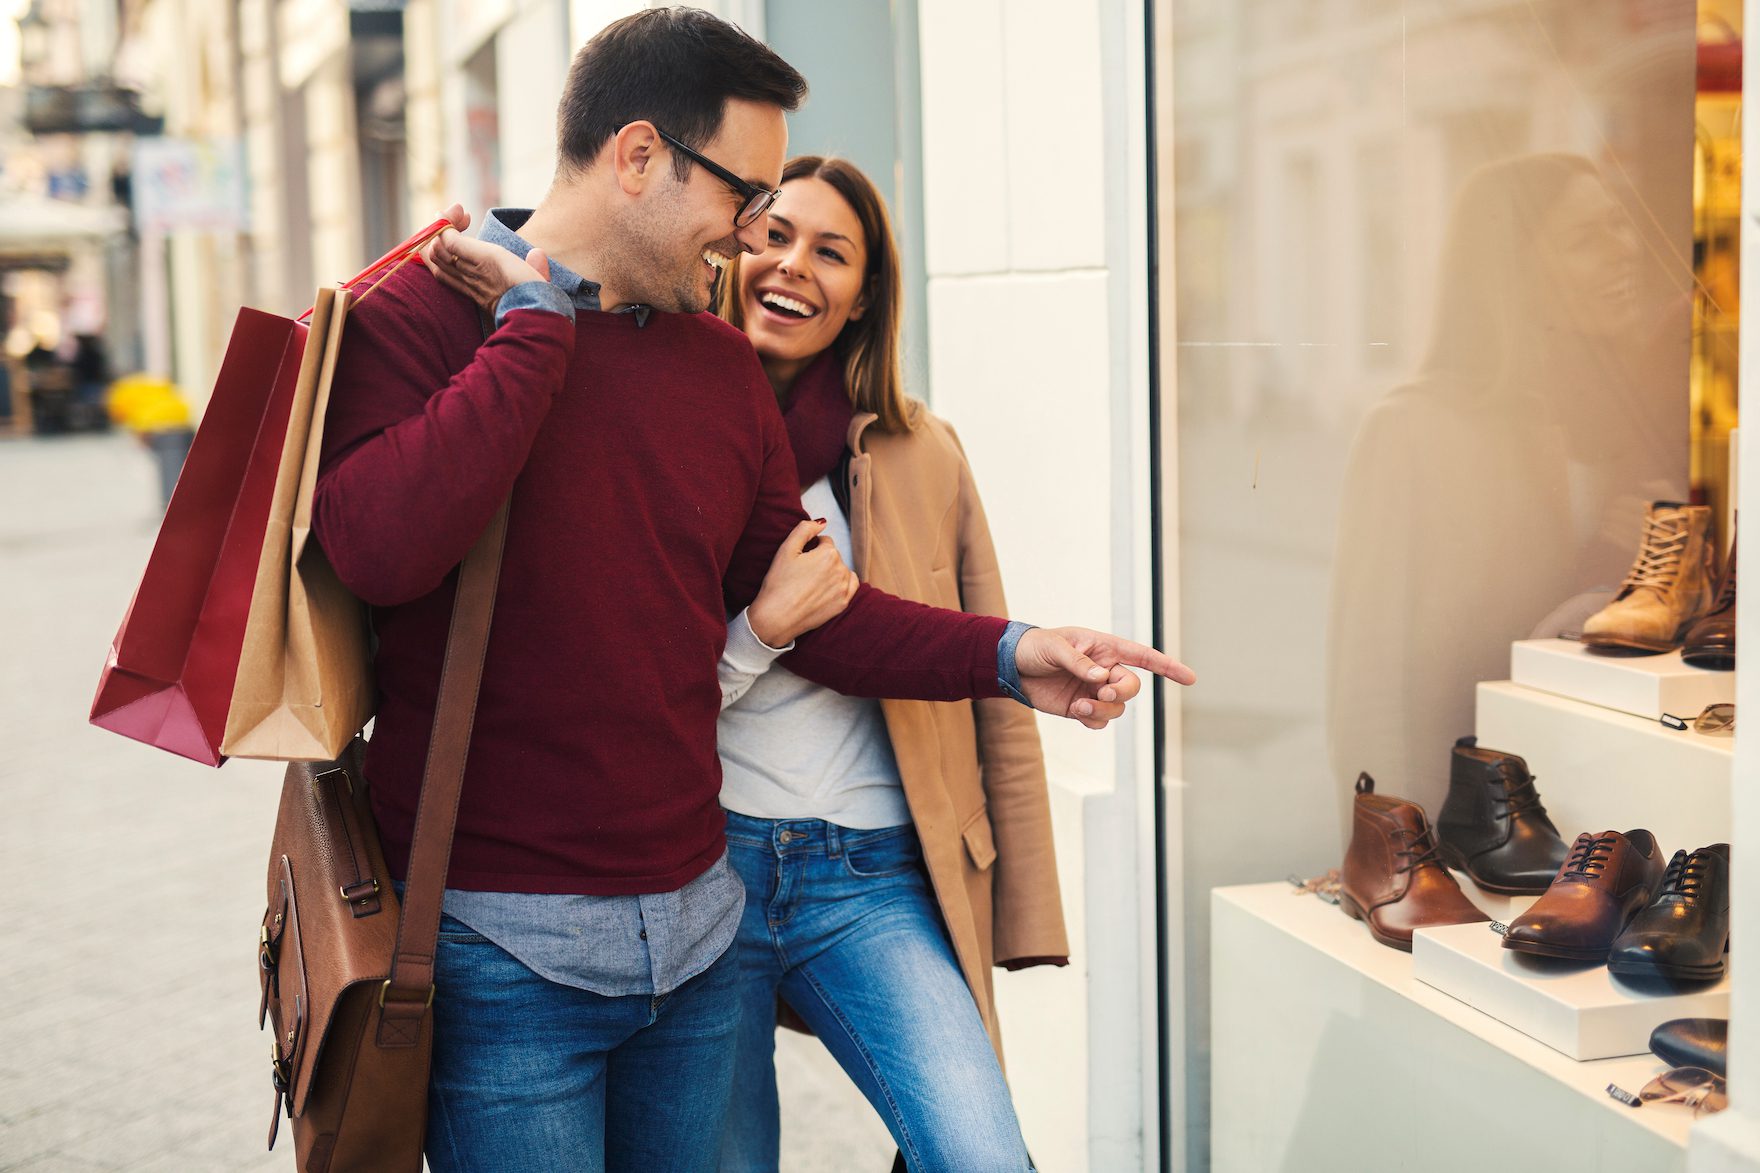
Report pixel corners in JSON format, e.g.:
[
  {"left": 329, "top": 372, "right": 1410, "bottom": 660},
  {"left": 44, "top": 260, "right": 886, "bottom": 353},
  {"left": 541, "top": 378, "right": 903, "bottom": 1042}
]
[{"left": 840, "top": 403, "right": 1071, "bottom": 1060}]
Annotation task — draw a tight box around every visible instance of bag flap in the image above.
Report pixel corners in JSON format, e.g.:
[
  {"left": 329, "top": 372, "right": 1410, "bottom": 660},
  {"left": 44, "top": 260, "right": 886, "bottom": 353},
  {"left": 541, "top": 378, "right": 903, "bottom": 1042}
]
[{"left": 262, "top": 747, "right": 400, "bottom": 1117}]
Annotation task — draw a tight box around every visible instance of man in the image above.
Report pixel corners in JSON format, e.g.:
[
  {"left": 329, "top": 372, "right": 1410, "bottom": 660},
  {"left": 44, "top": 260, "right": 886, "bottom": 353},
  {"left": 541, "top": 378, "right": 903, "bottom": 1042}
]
[{"left": 314, "top": 8, "right": 1193, "bottom": 1171}]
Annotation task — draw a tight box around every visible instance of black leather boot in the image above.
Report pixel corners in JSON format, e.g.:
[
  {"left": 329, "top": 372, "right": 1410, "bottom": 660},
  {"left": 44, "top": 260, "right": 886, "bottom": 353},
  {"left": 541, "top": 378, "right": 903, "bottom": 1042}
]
[
  {"left": 1609, "top": 843, "right": 1730, "bottom": 982},
  {"left": 1436, "top": 737, "right": 1568, "bottom": 895}
]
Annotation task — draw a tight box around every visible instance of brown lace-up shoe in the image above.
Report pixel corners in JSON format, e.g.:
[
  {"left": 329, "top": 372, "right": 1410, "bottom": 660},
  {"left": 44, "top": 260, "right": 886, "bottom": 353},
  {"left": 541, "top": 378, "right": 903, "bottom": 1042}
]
[
  {"left": 1682, "top": 528, "right": 1736, "bottom": 670},
  {"left": 1502, "top": 830, "right": 1666, "bottom": 962},
  {"left": 1339, "top": 774, "right": 1490, "bottom": 952},
  {"left": 1583, "top": 503, "right": 1717, "bottom": 652}
]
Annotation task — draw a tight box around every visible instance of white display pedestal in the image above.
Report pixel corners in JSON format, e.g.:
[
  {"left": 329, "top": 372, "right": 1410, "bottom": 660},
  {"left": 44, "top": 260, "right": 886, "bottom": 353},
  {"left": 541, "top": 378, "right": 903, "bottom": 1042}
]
[
  {"left": 1413, "top": 921, "right": 1732, "bottom": 1060},
  {"left": 1444, "top": 875, "right": 1536, "bottom": 925},
  {"left": 1511, "top": 638, "right": 1734, "bottom": 721},
  {"left": 1212, "top": 883, "right": 1691, "bottom": 1173},
  {"left": 1476, "top": 680, "right": 1733, "bottom": 854}
]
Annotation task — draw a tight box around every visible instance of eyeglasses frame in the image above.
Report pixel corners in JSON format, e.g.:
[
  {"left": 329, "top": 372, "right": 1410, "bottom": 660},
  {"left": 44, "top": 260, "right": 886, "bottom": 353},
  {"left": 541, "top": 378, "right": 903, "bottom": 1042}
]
[{"left": 651, "top": 125, "right": 780, "bottom": 229}]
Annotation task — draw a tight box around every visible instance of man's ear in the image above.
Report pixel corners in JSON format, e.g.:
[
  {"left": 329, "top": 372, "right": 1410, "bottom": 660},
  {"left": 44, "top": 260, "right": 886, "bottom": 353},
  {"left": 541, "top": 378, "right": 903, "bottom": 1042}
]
[{"left": 610, "top": 121, "right": 663, "bottom": 196}]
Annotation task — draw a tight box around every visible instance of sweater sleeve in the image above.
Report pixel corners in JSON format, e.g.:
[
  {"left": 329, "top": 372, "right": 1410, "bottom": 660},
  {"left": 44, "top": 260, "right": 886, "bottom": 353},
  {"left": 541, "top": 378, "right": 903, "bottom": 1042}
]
[
  {"left": 312, "top": 282, "right": 575, "bottom": 606},
  {"left": 719, "top": 609, "right": 791, "bottom": 709},
  {"left": 721, "top": 398, "right": 1007, "bottom": 702}
]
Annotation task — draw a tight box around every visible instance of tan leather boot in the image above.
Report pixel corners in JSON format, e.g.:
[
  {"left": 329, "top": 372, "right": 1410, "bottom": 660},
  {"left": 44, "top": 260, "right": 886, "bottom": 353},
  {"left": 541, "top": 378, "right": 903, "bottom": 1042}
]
[
  {"left": 1582, "top": 502, "right": 1717, "bottom": 652},
  {"left": 1339, "top": 774, "right": 1490, "bottom": 951}
]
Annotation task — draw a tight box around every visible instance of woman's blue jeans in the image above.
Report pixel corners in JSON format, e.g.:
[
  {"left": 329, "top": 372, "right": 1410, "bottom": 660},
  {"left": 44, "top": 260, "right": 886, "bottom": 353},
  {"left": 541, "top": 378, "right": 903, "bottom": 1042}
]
[{"left": 718, "top": 811, "right": 1032, "bottom": 1172}]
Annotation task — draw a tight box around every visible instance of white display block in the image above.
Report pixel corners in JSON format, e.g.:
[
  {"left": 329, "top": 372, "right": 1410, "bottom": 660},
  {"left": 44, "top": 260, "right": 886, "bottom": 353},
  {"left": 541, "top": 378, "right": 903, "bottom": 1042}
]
[
  {"left": 1212, "top": 883, "right": 1691, "bottom": 1172},
  {"left": 1476, "top": 680, "right": 1732, "bottom": 855},
  {"left": 1445, "top": 874, "right": 1537, "bottom": 925},
  {"left": 1510, "top": 638, "right": 1734, "bottom": 721},
  {"left": 1413, "top": 921, "right": 1731, "bottom": 1060}
]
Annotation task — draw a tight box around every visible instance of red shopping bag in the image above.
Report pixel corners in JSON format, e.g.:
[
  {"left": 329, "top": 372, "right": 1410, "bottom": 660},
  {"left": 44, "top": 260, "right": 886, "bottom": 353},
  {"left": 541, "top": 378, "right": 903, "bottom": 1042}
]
[{"left": 89, "top": 219, "right": 451, "bottom": 765}]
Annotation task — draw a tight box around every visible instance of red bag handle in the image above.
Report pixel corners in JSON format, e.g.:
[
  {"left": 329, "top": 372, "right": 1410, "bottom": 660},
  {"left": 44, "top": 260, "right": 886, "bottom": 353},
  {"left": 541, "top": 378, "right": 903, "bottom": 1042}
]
[{"left": 298, "top": 215, "right": 455, "bottom": 322}]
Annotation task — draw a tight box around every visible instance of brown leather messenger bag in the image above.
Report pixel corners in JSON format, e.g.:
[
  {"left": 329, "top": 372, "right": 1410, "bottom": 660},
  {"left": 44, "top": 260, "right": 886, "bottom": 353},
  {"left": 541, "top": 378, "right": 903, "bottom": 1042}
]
[{"left": 256, "top": 497, "right": 509, "bottom": 1172}]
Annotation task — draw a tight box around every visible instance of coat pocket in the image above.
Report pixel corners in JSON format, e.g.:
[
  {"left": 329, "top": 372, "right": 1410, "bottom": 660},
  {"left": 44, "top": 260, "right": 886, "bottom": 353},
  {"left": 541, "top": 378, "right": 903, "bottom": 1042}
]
[{"left": 960, "top": 805, "right": 997, "bottom": 871}]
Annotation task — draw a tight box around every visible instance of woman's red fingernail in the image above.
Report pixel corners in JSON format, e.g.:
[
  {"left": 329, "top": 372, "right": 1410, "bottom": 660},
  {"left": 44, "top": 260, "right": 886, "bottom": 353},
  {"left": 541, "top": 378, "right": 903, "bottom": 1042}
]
[{"left": 814, "top": 517, "right": 826, "bottom": 524}]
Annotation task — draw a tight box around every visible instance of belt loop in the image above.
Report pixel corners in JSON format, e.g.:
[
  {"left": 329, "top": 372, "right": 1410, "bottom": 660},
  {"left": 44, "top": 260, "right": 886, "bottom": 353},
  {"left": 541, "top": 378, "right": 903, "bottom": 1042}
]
[{"left": 826, "top": 821, "right": 842, "bottom": 859}]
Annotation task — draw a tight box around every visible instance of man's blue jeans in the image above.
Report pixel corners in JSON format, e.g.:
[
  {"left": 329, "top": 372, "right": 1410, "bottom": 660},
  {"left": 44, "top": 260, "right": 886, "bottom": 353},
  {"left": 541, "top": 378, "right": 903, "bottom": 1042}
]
[
  {"left": 423, "top": 911, "right": 741, "bottom": 1172},
  {"left": 718, "top": 811, "right": 1032, "bottom": 1172}
]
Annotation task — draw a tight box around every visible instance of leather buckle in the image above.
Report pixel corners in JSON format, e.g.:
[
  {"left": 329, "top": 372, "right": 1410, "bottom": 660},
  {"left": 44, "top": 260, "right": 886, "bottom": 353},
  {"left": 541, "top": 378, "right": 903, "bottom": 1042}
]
[
  {"left": 340, "top": 878, "right": 380, "bottom": 904},
  {"left": 269, "top": 1039, "right": 291, "bottom": 1094},
  {"left": 378, "top": 980, "right": 435, "bottom": 1010}
]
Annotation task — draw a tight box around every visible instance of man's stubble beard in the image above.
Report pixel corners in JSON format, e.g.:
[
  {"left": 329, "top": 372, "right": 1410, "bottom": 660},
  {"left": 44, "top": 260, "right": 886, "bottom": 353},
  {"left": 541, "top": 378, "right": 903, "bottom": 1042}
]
[{"left": 606, "top": 191, "right": 725, "bottom": 315}]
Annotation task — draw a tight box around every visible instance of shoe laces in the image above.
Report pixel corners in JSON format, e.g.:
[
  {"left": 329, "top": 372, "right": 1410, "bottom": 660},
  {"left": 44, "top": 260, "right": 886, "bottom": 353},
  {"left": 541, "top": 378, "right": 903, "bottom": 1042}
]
[
  {"left": 1391, "top": 824, "right": 1447, "bottom": 876},
  {"left": 1710, "top": 552, "right": 1737, "bottom": 613},
  {"left": 1656, "top": 849, "right": 1707, "bottom": 903},
  {"left": 1620, "top": 514, "right": 1690, "bottom": 595},
  {"left": 1562, "top": 832, "right": 1617, "bottom": 880},
  {"left": 1491, "top": 765, "right": 1548, "bottom": 823}
]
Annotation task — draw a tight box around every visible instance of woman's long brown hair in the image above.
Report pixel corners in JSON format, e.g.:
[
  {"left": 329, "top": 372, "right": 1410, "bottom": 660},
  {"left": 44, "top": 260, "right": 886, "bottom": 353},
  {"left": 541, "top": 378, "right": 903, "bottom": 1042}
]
[{"left": 716, "top": 155, "right": 914, "bottom": 432}]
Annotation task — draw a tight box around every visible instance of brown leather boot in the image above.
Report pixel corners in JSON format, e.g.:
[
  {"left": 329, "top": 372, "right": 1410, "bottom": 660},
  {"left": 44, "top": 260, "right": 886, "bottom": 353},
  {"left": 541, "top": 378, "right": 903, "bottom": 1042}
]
[
  {"left": 1340, "top": 774, "right": 1490, "bottom": 951},
  {"left": 1682, "top": 526, "right": 1736, "bottom": 670},
  {"left": 1583, "top": 502, "right": 1717, "bottom": 652}
]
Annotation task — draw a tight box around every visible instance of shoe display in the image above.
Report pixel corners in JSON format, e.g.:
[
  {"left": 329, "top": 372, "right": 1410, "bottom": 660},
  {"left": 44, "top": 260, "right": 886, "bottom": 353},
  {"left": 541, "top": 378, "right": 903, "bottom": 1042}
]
[
  {"left": 1502, "top": 830, "right": 1666, "bottom": 962},
  {"left": 1339, "top": 773, "right": 1490, "bottom": 952},
  {"left": 1582, "top": 502, "right": 1717, "bottom": 652},
  {"left": 1682, "top": 528, "right": 1736, "bottom": 670},
  {"left": 1650, "top": 1018, "right": 1729, "bottom": 1078},
  {"left": 1608, "top": 843, "right": 1730, "bottom": 982},
  {"left": 1436, "top": 736, "right": 1568, "bottom": 895}
]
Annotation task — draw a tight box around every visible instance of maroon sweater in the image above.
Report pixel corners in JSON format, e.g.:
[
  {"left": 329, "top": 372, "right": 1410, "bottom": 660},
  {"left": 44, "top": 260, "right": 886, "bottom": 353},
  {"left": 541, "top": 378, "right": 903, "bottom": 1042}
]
[{"left": 314, "top": 267, "right": 1007, "bottom": 894}]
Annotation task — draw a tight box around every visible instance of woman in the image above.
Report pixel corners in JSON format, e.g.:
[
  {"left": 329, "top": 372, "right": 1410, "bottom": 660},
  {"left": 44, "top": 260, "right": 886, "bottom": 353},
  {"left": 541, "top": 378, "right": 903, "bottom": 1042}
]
[{"left": 715, "top": 156, "right": 1068, "bottom": 1172}]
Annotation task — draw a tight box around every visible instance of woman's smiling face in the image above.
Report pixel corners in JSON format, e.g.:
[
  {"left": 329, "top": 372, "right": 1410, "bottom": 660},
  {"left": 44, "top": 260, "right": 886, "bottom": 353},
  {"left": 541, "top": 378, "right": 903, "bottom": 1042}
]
[{"left": 737, "top": 176, "right": 870, "bottom": 371}]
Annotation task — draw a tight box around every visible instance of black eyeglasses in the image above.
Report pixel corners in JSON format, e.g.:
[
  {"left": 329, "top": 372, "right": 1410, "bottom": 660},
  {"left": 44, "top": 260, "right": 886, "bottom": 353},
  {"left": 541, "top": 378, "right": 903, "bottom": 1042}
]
[{"left": 653, "top": 126, "right": 779, "bottom": 229}]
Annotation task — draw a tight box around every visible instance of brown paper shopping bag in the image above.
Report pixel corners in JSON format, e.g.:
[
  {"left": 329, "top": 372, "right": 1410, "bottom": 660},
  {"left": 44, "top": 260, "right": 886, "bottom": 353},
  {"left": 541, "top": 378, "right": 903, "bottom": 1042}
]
[{"left": 221, "top": 286, "right": 372, "bottom": 760}]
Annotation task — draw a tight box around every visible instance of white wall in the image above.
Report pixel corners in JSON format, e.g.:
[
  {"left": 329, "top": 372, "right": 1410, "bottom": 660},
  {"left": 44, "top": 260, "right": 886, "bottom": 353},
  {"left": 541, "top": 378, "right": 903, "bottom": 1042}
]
[{"left": 919, "top": 0, "right": 1160, "bottom": 1168}]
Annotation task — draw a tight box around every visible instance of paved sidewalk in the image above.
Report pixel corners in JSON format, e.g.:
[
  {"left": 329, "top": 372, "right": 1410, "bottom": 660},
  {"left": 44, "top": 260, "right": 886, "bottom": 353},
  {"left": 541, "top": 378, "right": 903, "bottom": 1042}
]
[{"left": 0, "top": 434, "right": 891, "bottom": 1171}]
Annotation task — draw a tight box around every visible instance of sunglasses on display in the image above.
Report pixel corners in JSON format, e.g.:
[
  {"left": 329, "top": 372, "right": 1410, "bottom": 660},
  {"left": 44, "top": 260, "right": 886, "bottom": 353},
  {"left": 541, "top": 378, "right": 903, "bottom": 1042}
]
[
  {"left": 1659, "top": 703, "right": 1734, "bottom": 735},
  {"left": 651, "top": 126, "right": 781, "bottom": 229},
  {"left": 1639, "top": 1067, "right": 1729, "bottom": 1117}
]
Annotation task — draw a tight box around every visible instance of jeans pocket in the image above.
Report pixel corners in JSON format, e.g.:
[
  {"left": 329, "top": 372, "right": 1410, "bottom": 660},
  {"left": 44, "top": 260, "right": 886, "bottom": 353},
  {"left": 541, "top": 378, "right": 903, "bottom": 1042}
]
[{"left": 841, "top": 827, "right": 922, "bottom": 878}]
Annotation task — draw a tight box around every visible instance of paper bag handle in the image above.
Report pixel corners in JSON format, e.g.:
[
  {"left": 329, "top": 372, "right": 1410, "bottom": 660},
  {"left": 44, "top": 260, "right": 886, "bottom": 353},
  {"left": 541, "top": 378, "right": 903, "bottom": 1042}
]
[{"left": 298, "top": 216, "right": 455, "bottom": 323}]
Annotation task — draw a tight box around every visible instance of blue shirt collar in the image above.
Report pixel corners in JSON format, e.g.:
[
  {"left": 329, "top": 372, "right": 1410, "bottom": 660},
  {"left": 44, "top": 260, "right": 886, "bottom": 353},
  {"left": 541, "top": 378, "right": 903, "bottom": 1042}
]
[{"left": 481, "top": 208, "right": 653, "bottom": 327}]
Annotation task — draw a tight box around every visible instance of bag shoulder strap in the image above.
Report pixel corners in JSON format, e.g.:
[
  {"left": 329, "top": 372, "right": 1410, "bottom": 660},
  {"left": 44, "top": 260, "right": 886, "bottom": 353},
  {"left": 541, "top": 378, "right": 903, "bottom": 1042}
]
[{"left": 377, "top": 309, "right": 505, "bottom": 1044}]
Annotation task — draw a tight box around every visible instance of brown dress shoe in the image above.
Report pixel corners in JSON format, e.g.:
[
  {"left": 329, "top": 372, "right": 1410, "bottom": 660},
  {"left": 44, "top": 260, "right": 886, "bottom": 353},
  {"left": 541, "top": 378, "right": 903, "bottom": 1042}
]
[
  {"left": 1340, "top": 774, "right": 1490, "bottom": 952},
  {"left": 1502, "top": 830, "right": 1666, "bottom": 962},
  {"left": 1682, "top": 529, "right": 1735, "bottom": 670},
  {"left": 1583, "top": 503, "right": 1717, "bottom": 652}
]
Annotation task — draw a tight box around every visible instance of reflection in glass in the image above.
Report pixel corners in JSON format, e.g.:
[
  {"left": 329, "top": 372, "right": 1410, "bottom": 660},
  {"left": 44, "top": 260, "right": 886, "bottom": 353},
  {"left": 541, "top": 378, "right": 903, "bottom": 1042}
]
[
  {"left": 1328, "top": 152, "right": 1687, "bottom": 827},
  {"left": 1170, "top": 0, "right": 1697, "bottom": 1163}
]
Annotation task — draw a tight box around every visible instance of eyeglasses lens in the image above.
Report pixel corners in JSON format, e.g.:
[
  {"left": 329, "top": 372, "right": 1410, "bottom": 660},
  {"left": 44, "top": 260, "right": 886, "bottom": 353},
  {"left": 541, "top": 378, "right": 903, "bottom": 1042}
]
[{"left": 735, "top": 191, "right": 774, "bottom": 230}]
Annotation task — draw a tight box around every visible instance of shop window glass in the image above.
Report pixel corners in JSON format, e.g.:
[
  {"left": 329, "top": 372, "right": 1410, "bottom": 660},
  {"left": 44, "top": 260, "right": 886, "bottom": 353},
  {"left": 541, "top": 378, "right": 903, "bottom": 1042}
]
[{"left": 1168, "top": 0, "right": 1701, "bottom": 1159}]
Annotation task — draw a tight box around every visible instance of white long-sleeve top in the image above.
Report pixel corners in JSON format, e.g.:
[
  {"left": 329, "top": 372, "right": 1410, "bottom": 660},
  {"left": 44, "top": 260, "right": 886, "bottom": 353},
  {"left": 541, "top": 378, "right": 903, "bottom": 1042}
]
[{"left": 715, "top": 476, "right": 911, "bottom": 829}]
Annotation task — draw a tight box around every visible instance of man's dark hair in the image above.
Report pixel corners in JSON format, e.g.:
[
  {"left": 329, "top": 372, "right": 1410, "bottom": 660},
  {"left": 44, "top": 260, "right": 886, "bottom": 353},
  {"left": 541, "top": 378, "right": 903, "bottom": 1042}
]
[{"left": 556, "top": 7, "right": 807, "bottom": 179}]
